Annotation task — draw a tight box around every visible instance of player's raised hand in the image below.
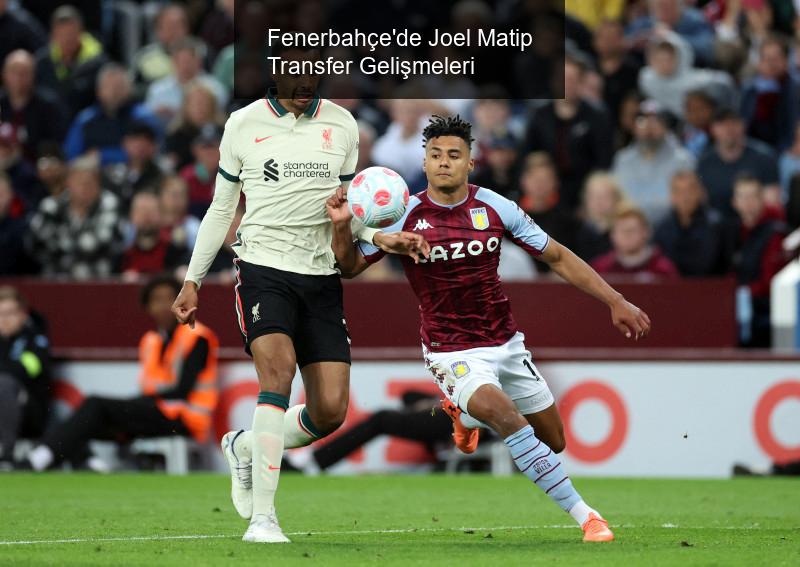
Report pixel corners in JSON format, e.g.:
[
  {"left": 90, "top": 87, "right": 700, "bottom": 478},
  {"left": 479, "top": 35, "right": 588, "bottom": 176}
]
[
  {"left": 326, "top": 186, "right": 352, "bottom": 224},
  {"left": 610, "top": 297, "right": 651, "bottom": 341},
  {"left": 374, "top": 231, "right": 431, "bottom": 263},
  {"left": 172, "top": 281, "right": 199, "bottom": 329}
]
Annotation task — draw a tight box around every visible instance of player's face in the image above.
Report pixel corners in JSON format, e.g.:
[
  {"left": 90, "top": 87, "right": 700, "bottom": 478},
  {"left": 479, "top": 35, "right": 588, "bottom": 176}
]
[
  {"left": 611, "top": 216, "right": 649, "bottom": 255},
  {"left": 0, "top": 299, "right": 26, "bottom": 338},
  {"left": 670, "top": 176, "right": 703, "bottom": 217},
  {"left": 423, "top": 136, "right": 473, "bottom": 193},
  {"left": 272, "top": 48, "right": 322, "bottom": 114},
  {"left": 147, "top": 284, "right": 179, "bottom": 330},
  {"left": 732, "top": 182, "right": 764, "bottom": 224},
  {"left": 711, "top": 118, "right": 745, "bottom": 147},
  {"left": 685, "top": 95, "right": 713, "bottom": 128}
]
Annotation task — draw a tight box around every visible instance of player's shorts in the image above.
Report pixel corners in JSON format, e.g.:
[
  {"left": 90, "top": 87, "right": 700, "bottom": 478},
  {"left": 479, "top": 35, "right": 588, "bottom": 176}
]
[
  {"left": 423, "top": 332, "right": 554, "bottom": 416},
  {"left": 233, "top": 259, "right": 351, "bottom": 367}
]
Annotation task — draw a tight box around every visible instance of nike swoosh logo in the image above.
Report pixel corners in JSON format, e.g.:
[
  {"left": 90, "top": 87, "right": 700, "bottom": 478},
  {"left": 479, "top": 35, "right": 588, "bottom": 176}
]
[
  {"left": 267, "top": 465, "right": 280, "bottom": 471},
  {"left": 255, "top": 136, "right": 273, "bottom": 143}
]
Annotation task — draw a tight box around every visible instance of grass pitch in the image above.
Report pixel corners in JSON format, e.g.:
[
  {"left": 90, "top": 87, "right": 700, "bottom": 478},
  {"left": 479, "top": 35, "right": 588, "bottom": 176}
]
[{"left": 0, "top": 473, "right": 797, "bottom": 566}]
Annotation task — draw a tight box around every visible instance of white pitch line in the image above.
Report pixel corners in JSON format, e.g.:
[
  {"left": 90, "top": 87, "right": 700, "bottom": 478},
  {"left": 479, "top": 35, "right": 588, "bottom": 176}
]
[
  {"left": 0, "top": 525, "right": 571, "bottom": 546},
  {"left": 0, "top": 524, "right": 776, "bottom": 547}
]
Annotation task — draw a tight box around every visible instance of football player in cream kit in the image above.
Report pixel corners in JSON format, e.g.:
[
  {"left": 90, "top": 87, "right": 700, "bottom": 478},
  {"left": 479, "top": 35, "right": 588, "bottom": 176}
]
[{"left": 171, "top": 43, "right": 427, "bottom": 543}]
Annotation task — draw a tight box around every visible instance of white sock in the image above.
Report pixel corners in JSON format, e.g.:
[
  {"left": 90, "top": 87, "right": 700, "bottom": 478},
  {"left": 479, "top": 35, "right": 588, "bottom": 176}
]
[
  {"left": 28, "top": 445, "right": 54, "bottom": 471},
  {"left": 567, "top": 499, "right": 597, "bottom": 526},
  {"left": 283, "top": 404, "right": 320, "bottom": 449},
  {"left": 232, "top": 404, "right": 320, "bottom": 459},
  {"left": 251, "top": 395, "right": 286, "bottom": 517}
]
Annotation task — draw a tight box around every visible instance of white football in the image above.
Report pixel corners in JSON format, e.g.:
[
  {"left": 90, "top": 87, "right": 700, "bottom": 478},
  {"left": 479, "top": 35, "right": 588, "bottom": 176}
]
[{"left": 347, "top": 166, "right": 410, "bottom": 228}]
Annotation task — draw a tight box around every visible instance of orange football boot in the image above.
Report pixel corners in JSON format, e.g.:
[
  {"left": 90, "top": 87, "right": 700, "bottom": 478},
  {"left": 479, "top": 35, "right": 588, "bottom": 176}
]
[
  {"left": 582, "top": 513, "right": 615, "bottom": 542},
  {"left": 441, "top": 399, "right": 479, "bottom": 454}
]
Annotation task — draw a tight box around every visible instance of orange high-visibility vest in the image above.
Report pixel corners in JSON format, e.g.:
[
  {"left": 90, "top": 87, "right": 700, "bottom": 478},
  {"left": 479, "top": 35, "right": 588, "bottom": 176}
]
[{"left": 139, "top": 322, "right": 219, "bottom": 442}]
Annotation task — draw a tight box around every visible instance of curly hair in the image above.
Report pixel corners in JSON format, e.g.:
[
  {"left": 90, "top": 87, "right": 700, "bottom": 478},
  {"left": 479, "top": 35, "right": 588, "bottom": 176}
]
[{"left": 422, "top": 115, "right": 474, "bottom": 149}]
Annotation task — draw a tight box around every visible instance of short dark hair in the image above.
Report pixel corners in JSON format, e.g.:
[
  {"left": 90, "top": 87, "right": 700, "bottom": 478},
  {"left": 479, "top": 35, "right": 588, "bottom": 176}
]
[
  {"left": 140, "top": 275, "right": 182, "bottom": 307},
  {"left": 51, "top": 5, "right": 83, "bottom": 27},
  {"left": 422, "top": 115, "right": 474, "bottom": 149},
  {"left": 712, "top": 106, "right": 741, "bottom": 123},
  {"left": 125, "top": 121, "right": 157, "bottom": 141},
  {"left": 0, "top": 286, "right": 28, "bottom": 310},
  {"left": 734, "top": 173, "right": 763, "bottom": 190},
  {"left": 761, "top": 34, "right": 790, "bottom": 58},
  {"left": 685, "top": 88, "right": 716, "bottom": 107}
]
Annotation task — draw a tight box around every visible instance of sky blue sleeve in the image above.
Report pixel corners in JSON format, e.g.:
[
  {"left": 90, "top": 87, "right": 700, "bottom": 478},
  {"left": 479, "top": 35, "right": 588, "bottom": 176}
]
[{"left": 475, "top": 188, "right": 549, "bottom": 256}]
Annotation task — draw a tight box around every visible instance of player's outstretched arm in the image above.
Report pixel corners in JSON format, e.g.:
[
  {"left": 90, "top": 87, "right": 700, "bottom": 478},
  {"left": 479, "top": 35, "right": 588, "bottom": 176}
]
[
  {"left": 539, "top": 239, "right": 652, "bottom": 340},
  {"left": 173, "top": 171, "right": 241, "bottom": 326},
  {"left": 173, "top": 117, "right": 243, "bottom": 326},
  {"left": 326, "top": 188, "right": 430, "bottom": 277},
  {"left": 327, "top": 188, "right": 371, "bottom": 278}
]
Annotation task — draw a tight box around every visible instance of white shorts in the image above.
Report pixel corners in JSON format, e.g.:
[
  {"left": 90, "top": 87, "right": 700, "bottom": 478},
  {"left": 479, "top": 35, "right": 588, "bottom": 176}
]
[{"left": 423, "top": 332, "right": 554, "bottom": 416}]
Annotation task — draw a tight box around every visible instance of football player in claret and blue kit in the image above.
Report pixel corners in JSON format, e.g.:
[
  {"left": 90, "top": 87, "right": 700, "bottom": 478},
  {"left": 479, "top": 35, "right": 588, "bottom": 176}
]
[{"left": 328, "top": 115, "right": 652, "bottom": 542}]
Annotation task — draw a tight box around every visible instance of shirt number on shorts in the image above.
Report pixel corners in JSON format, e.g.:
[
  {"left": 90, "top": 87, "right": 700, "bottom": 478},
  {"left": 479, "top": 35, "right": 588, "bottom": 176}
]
[{"left": 523, "top": 358, "right": 541, "bottom": 381}]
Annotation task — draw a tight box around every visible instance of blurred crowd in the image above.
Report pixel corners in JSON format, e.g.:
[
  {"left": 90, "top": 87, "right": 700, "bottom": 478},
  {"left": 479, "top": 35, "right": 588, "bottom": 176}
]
[{"left": 1, "top": 0, "right": 800, "bottom": 346}]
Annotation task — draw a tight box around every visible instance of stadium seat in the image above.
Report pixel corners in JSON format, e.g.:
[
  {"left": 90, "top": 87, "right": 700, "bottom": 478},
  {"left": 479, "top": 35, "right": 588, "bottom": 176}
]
[
  {"left": 129, "top": 436, "right": 201, "bottom": 475},
  {"left": 439, "top": 440, "right": 514, "bottom": 476}
]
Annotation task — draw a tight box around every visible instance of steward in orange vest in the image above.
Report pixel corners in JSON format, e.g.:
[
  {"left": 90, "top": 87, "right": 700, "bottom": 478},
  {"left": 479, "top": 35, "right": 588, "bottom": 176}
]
[
  {"left": 139, "top": 319, "right": 219, "bottom": 442},
  {"left": 26, "top": 276, "right": 219, "bottom": 472}
]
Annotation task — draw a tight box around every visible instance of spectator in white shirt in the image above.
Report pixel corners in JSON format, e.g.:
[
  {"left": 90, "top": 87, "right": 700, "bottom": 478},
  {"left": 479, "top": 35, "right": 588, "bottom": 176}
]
[
  {"left": 371, "top": 100, "right": 427, "bottom": 191},
  {"left": 145, "top": 37, "right": 227, "bottom": 127}
]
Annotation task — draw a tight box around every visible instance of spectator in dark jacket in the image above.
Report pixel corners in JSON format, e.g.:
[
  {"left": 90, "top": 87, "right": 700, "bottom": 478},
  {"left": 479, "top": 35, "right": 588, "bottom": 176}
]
[
  {"left": 0, "top": 0, "right": 46, "bottom": 67},
  {"left": 518, "top": 153, "right": 579, "bottom": 273},
  {"left": 179, "top": 124, "right": 221, "bottom": 218},
  {"left": 740, "top": 36, "right": 800, "bottom": 152},
  {"left": 0, "top": 49, "right": 68, "bottom": 163},
  {"left": 728, "top": 174, "right": 788, "bottom": 348},
  {"left": 164, "top": 82, "right": 224, "bottom": 171},
  {"left": 522, "top": 53, "right": 614, "bottom": 212},
  {"left": 34, "top": 5, "right": 107, "bottom": 119},
  {"left": 0, "top": 286, "right": 51, "bottom": 469},
  {"left": 34, "top": 143, "right": 67, "bottom": 200},
  {"left": 593, "top": 19, "right": 641, "bottom": 129},
  {"left": 698, "top": 108, "right": 781, "bottom": 218},
  {"left": 26, "top": 155, "right": 124, "bottom": 278},
  {"left": 655, "top": 170, "right": 728, "bottom": 277},
  {"left": 681, "top": 88, "right": 717, "bottom": 159},
  {"left": 592, "top": 205, "right": 680, "bottom": 279},
  {"left": 0, "top": 173, "right": 28, "bottom": 275},
  {"left": 101, "top": 121, "right": 165, "bottom": 212},
  {"left": 471, "top": 132, "right": 520, "bottom": 201},
  {"left": 63, "top": 63, "right": 161, "bottom": 166}
]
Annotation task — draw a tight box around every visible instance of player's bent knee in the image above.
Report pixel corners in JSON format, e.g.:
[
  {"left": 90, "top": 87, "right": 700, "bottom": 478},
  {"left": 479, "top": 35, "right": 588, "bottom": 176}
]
[
  {"left": 253, "top": 356, "right": 295, "bottom": 391},
  {"left": 476, "top": 406, "right": 528, "bottom": 438},
  {"left": 549, "top": 435, "right": 566, "bottom": 454},
  {"left": 306, "top": 402, "right": 347, "bottom": 434}
]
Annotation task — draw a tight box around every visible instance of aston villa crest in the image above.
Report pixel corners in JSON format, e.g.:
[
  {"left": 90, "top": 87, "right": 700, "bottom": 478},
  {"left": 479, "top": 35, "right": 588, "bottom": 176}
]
[{"left": 470, "top": 207, "right": 489, "bottom": 230}]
